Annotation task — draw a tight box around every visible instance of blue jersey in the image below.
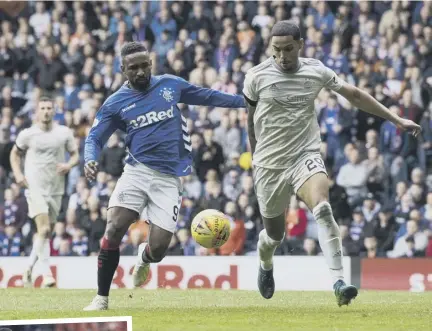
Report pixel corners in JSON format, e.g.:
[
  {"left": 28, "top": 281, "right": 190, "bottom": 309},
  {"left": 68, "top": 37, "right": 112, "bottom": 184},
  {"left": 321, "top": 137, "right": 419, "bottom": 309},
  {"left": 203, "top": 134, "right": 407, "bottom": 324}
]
[{"left": 85, "top": 74, "right": 245, "bottom": 177}]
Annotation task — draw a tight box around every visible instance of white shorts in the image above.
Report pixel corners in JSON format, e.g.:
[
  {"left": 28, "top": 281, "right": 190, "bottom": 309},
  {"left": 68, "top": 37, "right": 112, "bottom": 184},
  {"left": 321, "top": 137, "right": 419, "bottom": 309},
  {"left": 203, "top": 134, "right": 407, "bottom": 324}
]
[
  {"left": 253, "top": 152, "right": 327, "bottom": 218},
  {"left": 109, "top": 163, "right": 183, "bottom": 233},
  {"left": 25, "top": 191, "right": 62, "bottom": 223}
]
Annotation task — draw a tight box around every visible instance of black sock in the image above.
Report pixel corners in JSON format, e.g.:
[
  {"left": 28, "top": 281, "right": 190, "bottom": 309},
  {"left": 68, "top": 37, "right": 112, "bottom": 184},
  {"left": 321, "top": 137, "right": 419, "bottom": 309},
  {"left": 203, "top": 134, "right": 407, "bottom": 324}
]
[{"left": 97, "top": 248, "right": 120, "bottom": 297}]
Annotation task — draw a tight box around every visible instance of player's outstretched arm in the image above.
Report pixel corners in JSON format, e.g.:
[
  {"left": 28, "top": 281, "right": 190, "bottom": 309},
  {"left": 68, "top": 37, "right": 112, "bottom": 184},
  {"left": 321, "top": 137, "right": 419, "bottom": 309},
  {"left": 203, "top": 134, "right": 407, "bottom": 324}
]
[
  {"left": 57, "top": 128, "right": 80, "bottom": 175},
  {"left": 244, "top": 96, "right": 257, "bottom": 155},
  {"left": 84, "top": 105, "right": 119, "bottom": 181},
  {"left": 10, "top": 129, "right": 30, "bottom": 187},
  {"left": 178, "top": 78, "right": 245, "bottom": 108},
  {"left": 336, "top": 84, "right": 421, "bottom": 137},
  {"left": 9, "top": 144, "right": 28, "bottom": 188},
  {"left": 242, "top": 71, "right": 259, "bottom": 155}
]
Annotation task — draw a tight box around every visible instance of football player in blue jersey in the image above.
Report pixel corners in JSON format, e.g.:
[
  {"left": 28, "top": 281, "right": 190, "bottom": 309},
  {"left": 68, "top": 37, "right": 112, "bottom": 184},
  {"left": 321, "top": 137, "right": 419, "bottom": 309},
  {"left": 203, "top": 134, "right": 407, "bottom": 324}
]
[{"left": 83, "top": 42, "right": 245, "bottom": 310}]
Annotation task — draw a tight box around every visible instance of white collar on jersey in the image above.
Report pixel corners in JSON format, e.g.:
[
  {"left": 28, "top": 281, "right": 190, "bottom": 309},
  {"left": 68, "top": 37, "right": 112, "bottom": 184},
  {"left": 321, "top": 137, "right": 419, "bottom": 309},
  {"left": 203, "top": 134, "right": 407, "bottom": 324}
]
[{"left": 271, "top": 56, "right": 302, "bottom": 74}]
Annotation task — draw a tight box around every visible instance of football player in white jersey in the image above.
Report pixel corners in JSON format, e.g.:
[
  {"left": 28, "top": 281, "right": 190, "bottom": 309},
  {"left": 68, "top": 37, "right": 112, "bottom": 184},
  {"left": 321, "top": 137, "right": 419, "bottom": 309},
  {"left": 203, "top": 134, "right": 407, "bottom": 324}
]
[
  {"left": 10, "top": 96, "right": 79, "bottom": 287},
  {"left": 243, "top": 21, "right": 421, "bottom": 306}
]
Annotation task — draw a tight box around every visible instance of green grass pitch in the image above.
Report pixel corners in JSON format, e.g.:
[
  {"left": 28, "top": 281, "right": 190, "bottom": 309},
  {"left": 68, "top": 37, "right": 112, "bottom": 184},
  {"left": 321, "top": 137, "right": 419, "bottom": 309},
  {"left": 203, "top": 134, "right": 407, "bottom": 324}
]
[{"left": 1, "top": 289, "right": 432, "bottom": 331}]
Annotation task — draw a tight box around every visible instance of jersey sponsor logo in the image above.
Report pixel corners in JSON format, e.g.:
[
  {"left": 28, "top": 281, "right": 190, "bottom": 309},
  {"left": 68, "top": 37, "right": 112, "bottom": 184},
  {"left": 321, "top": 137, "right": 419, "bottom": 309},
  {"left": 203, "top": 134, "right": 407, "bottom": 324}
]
[
  {"left": 121, "top": 103, "right": 137, "bottom": 113},
  {"left": 273, "top": 95, "right": 312, "bottom": 106},
  {"left": 129, "top": 106, "right": 174, "bottom": 128},
  {"left": 159, "top": 87, "right": 174, "bottom": 102}
]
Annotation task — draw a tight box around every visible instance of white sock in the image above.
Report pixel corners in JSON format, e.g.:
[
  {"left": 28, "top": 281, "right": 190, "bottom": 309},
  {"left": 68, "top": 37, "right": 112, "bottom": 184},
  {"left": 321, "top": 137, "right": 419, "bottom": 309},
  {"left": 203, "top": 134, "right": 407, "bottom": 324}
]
[
  {"left": 39, "top": 239, "right": 52, "bottom": 277},
  {"left": 313, "top": 201, "right": 344, "bottom": 284},
  {"left": 138, "top": 242, "right": 149, "bottom": 266},
  {"left": 258, "top": 229, "right": 282, "bottom": 270},
  {"left": 28, "top": 236, "right": 42, "bottom": 270}
]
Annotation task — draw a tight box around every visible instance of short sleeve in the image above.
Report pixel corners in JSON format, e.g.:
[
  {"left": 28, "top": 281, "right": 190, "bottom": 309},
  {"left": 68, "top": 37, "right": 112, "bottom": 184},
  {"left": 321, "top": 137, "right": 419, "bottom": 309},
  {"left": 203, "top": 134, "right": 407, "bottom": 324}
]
[
  {"left": 15, "top": 129, "right": 30, "bottom": 151},
  {"left": 242, "top": 71, "right": 258, "bottom": 102},
  {"left": 65, "top": 128, "right": 77, "bottom": 153},
  {"left": 321, "top": 65, "right": 344, "bottom": 91}
]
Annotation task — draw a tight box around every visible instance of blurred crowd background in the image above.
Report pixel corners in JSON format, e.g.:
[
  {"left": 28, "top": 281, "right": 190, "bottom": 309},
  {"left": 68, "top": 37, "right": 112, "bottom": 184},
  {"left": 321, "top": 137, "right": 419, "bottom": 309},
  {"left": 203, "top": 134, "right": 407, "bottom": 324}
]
[
  {"left": 1, "top": 322, "right": 127, "bottom": 331},
  {"left": 0, "top": 1, "right": 432, "bottom": 259}
]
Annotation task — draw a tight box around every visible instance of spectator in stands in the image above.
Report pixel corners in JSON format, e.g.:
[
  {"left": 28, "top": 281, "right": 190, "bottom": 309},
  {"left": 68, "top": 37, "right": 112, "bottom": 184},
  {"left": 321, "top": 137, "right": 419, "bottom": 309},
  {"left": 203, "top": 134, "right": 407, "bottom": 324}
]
[
  {"left": 214, "top": 114, "right": 241, "bottom": 160},
  {"left": 1, "top": 225, "right": 22, "bottom": 256},
  {"left": 394, "top": 193, "right": 414, "bottom": 226},
  {"left": 387, "top": 220, "right": 428, "bottom": 258},
  {"left": 186, "top": 2, "right": 214, "bottom": 41},
  {"left": 30, "top": 45, "right": 66, "bottom": 91},
  {"left": 363, "top": 146, "right": 385, "bottom": 194},
  {"left": 99, "top": 133, "right": 125, "bottom": 178},
  {"left": 360, "top": 236, "right": 385, "bottom": 258},
  {"left": 51, "top": 222, "right": 71, "bottom": 256},
  {"left": 340, "top": 224, "right": 360, "bottom": 256},
  {"left": 0, "top": 187, "right": 27, "bottom": 231},
  {"left": 395, "top": 209, "right": 429, "bottom": 240},
  {"left": 349, "top": 207, "right": 367, "bottom": 244},
  {"left": 222, "top": 169, "right": 242, "bottom": 202},
  {"left": 421, "top": 192, "right": 432, "bottom": 221},
  {"left": 337, "top": 147, "right": 369, "bottom": 205},
  {"left": 327, "top": 166, "right": 351, "bottom": 224},
  {"left": 176, "top": 228, "right": 196, "bottom": 256},
  {"left": 295, "top": 238, "right": 318, "bottom": 256},
  {"left": 284, "top": 196, "right": 308, "bottom": 249},
  {"left": 361, "top": 193, "right": 382, "bottom": 223},
  {"left": 195, "top": 127, "right": 224, "bottom": 182},
  {"left": 320, "top": 94, "right": 352, "bottom": 166},
  {"left": 368, "top": 205, "right": 396, "bottom": 252},
  {"left": 322, "top": 40, "right": 350, "bottom": 75}
]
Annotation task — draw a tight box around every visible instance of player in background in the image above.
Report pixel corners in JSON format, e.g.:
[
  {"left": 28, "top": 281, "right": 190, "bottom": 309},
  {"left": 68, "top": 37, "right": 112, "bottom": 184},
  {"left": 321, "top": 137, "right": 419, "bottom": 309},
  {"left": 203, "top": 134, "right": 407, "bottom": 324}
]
[
  {"left": 83, "top": 42, "right": 245, "bottom": 310},
  {"left": 9, "top": 97, "right": 79, "bottom": 287},
  {"left": 243, "top": 21, "right": 421, "bottom": 306}
]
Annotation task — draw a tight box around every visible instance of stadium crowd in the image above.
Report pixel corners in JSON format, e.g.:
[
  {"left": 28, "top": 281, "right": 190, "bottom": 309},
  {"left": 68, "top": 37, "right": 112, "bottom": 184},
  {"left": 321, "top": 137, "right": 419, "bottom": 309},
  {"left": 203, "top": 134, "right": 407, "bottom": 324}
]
[{"left": 0, "top": 1, "right": 432, "bottom": 259}]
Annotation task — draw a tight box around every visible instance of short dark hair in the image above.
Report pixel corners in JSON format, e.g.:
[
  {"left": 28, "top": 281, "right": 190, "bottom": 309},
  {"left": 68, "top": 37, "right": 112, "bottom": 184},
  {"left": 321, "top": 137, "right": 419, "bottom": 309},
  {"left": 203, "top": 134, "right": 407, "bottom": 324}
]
[
  {"left": 271, "top": 20, "right": 301, "bottom": 40},
  {"left": 39, "top": 96, "right": 53, "bottom": 103},
  {"left": 120, "top": 42, "right": 147, "bottom": 58}
]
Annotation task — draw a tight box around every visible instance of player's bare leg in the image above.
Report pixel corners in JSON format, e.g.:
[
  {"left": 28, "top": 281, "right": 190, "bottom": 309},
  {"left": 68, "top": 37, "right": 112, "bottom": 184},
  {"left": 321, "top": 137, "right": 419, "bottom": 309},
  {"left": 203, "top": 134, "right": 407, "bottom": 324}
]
[
  {"left": 24, "top": 214, "right": 55, "bottom": 288},
  {"left": 257, "top": 214, "right": 285, "bottom": 299},
  {"left": 297, "top": 172, "right": 358, "bottom": 306},
  {"left": 133, "top": 223, "right": 173, "bottom": 287},
  {"left": 84, "top": 206, "right": 137, "bottom": 311}
]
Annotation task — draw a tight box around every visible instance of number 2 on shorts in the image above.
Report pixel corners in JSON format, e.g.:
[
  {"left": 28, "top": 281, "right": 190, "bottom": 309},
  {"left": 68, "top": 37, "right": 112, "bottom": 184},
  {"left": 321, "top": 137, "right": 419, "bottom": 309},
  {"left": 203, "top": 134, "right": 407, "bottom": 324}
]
[{"left": 305, "top": 157, "right": 325, "bottom": 172}]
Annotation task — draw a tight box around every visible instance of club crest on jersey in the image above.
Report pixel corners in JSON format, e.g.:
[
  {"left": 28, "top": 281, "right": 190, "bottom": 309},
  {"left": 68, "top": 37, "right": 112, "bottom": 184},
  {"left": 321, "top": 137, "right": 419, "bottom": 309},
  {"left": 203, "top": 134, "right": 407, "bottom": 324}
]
[
  {"left": 304, "top": 78, "right": 313, "bottom": 89},
  {"left": 160, "top": 87, "right": 174, "bottom": 102}
]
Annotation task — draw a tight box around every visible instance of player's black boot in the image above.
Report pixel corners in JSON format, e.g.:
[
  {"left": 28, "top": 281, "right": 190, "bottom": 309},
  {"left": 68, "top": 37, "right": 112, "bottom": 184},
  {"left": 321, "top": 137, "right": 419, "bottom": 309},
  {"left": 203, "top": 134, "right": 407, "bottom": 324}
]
[
  {"left": 334, "top": 279, "right": 358, "bottom": 307},
  {"left": 258, "top": 266, "right": 275, "bottom": 299}
]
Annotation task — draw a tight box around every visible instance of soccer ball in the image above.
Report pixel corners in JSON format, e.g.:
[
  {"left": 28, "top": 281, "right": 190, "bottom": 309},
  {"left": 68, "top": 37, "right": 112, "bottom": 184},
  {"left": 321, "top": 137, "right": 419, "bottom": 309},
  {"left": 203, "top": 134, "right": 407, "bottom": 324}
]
[{"left": 191, "top": 209, "right": 231, "bottom": 248}]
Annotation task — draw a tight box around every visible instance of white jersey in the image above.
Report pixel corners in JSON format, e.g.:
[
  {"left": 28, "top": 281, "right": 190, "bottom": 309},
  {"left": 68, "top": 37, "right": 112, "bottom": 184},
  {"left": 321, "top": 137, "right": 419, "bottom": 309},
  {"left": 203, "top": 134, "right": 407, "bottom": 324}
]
[
  {"left": 15, "top": 124, "right": 76, "bottom": 196},
  {"left": 243, "top": 57, "right": 344, "bottom": 169}
]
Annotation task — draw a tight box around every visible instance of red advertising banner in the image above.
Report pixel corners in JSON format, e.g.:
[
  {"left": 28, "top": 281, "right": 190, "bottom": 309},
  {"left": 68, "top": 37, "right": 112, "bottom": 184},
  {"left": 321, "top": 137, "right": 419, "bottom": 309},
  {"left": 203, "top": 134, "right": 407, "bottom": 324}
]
[
  {"left": 361, "top": 258, "right": 432, "bottom": 291},
  {"left": 0, "top": 256, "right": 351, "bottom": 290}
]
